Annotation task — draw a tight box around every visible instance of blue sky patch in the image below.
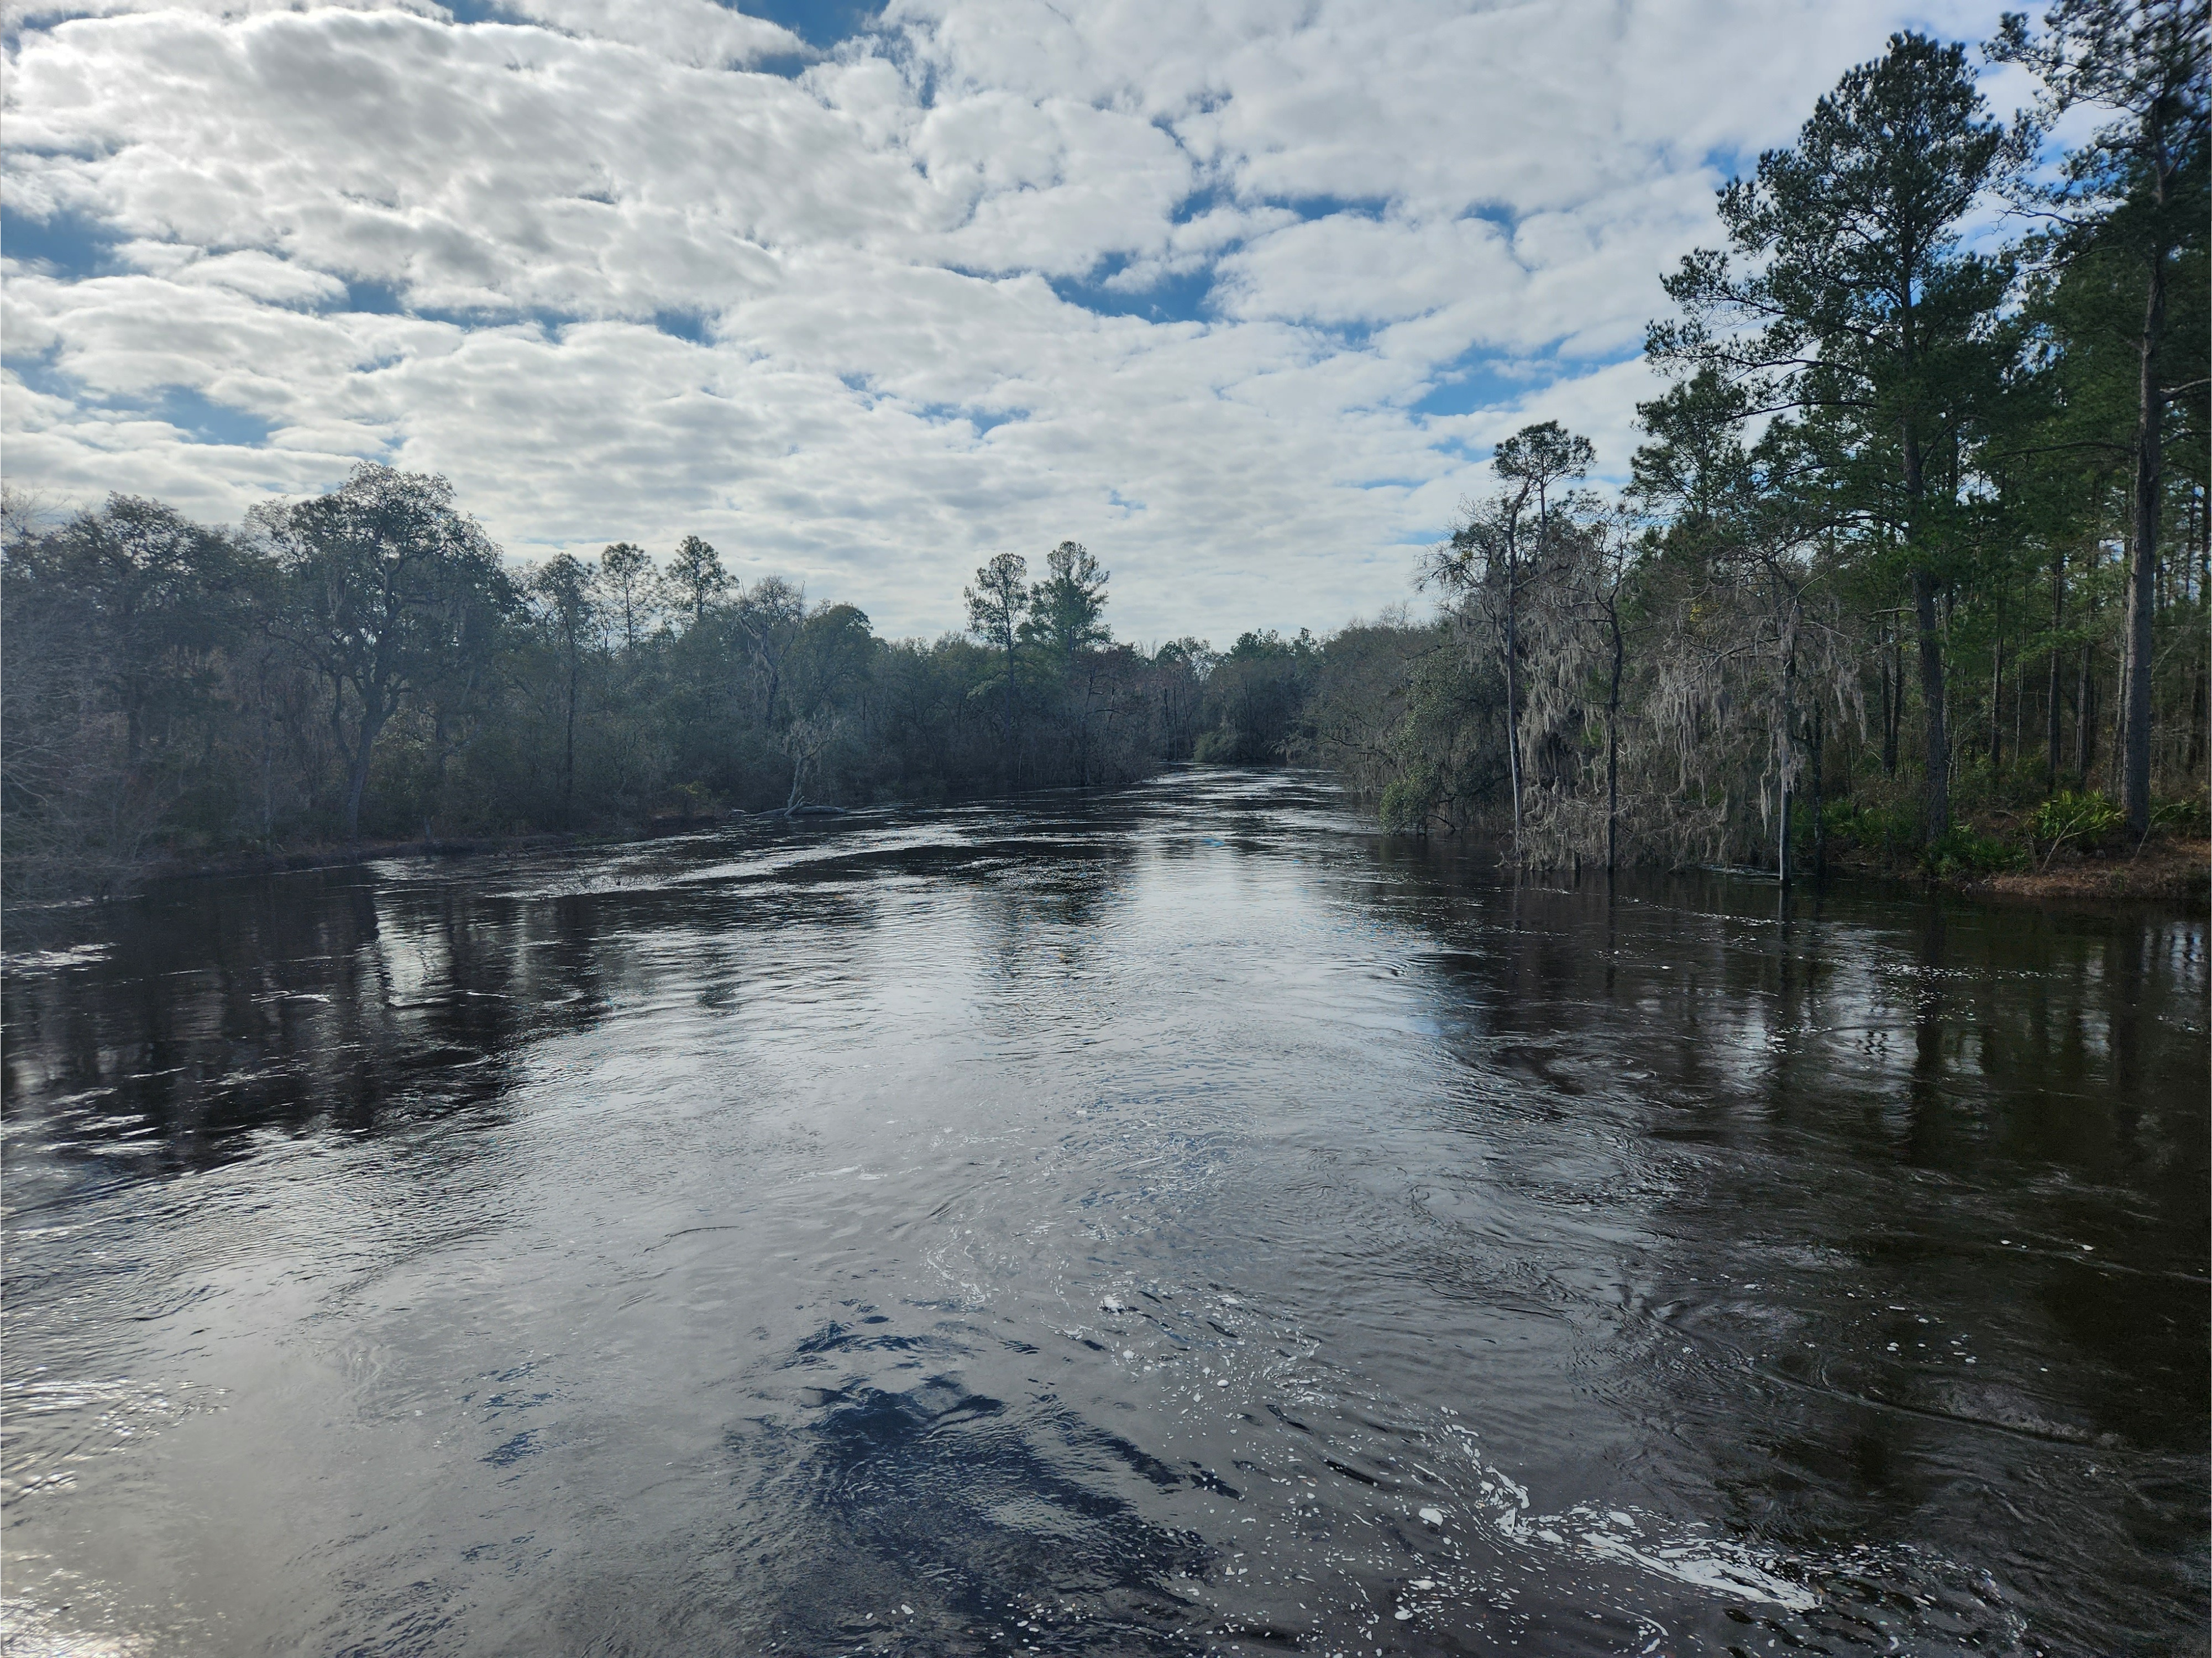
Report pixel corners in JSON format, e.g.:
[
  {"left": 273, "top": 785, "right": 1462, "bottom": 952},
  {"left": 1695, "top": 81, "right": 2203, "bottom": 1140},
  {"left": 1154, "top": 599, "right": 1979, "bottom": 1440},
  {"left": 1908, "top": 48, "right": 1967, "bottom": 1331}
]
[
  {"left": 151, "top": 387, "right": 278, "bottom": 449},
  {"left": 2, "top": 205, "right": 124, "bottom": 281},
  {"left": 340, "top": 279, "right": 408, "bottom": 315},
  {"left": 1411, "top": 355, "right": 1549, "bottom": 420},
  {"left": 1273, "top": 193, "right": 1392, "bottom": 224},
  {"left": 1052, "top": 260, "right": 1213, "bottom": 325},
  {"left": 651, "top": 311, "right": 715, "bottom": 345},
  {"left": 732, "top": 0, "right": 885, "bottom": 49},
  {"left": 914, "top": 400, "right": 1024, "bottom": 438}
]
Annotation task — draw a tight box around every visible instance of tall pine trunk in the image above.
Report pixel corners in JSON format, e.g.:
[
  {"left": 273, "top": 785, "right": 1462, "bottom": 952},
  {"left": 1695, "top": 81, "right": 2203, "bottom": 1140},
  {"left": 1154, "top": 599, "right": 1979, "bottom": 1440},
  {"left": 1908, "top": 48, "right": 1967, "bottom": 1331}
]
[
  {"left": 2122, "top": 219, "right": 2168, "bottom": 836},
  {"left": 1879, "top": 618, "right": 1899, "bottom": 776},
  {"left": 2046, "top": 550, "right": 2064, "bottom": 786},
  {"left": 1989, "top": 632, "right": 2004, "bottom": 774},
  {"left": 2075, "top": 642, "right": 2096, "bottom": 784},
  {"left": 1902, "top": 429, "right": 1948, "bottom": 843},
  {"left": 1912, "top": 570, "right": 1948, "bottom": 841}
]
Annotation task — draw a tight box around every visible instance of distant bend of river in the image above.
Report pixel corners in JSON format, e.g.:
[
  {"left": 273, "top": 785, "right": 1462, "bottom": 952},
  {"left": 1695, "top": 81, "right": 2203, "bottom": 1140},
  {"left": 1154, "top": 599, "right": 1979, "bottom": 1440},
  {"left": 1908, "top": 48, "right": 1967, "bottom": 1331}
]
[{"left": 3, "top": 770, "right": 2205, "bottom": 1657}]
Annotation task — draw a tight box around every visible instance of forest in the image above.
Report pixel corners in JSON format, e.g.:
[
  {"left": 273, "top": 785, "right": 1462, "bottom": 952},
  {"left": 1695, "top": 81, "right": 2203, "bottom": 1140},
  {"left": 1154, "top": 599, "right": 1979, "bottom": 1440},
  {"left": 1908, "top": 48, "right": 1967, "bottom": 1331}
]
[{"left": 2, "top": 11, "right": 2205, "bottom": 900}]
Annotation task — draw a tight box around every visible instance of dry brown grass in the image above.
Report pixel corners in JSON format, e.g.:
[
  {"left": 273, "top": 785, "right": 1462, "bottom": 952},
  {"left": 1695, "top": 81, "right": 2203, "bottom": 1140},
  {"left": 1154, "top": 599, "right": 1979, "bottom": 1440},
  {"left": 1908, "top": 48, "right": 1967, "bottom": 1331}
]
[{"left": 1977, "top": 837, "right": 2210, "bottom": 904}]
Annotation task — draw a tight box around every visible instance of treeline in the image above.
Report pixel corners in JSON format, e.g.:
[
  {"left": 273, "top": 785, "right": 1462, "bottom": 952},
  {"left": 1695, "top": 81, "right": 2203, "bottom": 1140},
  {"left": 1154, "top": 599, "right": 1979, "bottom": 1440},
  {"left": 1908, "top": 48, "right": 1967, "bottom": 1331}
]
[
  {"left": 0, "top": 475, "right": 1264, "bottom": 895},
  {"left": 1254, "top": 13, "right": 2205, "bottom": 878},
  {"left": 4, "top": 11, "right": 2204, "bottom": 898}
]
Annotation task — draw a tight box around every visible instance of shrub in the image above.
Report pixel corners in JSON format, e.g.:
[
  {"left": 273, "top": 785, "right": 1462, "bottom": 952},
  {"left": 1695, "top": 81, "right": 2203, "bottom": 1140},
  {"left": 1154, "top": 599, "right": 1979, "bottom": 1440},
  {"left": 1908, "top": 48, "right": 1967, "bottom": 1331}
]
[
  {"left": 2151, "top": 794, "right": 2210, "bottom": 837},
  {"left": 2031, "top": 790, "right": 2123, "bottom": 859},
  {"left": 1379, "top": 770, "right": 1437, "bottom": 833},
  {"left": 1823, "top": 798, "right": 1919, "bottom": 853},
  {"left": 1923, "top": 825, "right": 2022, "bottom": 878}
]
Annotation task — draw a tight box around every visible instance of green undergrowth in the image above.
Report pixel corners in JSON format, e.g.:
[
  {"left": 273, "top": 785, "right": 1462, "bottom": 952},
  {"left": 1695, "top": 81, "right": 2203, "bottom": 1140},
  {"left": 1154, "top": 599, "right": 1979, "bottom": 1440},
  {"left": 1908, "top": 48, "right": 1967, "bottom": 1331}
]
[{"left": 1812, "top": 785, "right": 2208, "bottom": 880}]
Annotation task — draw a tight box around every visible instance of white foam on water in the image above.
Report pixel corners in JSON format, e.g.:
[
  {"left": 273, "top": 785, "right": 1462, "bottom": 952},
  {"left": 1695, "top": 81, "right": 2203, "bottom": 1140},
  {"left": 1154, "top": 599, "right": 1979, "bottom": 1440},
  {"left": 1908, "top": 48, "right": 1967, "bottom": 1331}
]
[
  {"left": 1431, "top": 1423, "right": 1818, "bottom": 1614},
  {"left": 1, "top": 943, "right": 111, "bottom": 973},
  {"left": 1579, "top": 1523, "right": 1818, "bottom": 1612}
]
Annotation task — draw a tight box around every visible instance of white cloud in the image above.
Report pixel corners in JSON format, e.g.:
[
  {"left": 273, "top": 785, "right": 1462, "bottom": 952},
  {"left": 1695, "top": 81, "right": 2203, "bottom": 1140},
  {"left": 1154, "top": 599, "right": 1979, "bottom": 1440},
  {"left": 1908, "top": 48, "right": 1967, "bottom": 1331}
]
[{"left": 2, "top": 0, "right": 2018, "bottom": 642}]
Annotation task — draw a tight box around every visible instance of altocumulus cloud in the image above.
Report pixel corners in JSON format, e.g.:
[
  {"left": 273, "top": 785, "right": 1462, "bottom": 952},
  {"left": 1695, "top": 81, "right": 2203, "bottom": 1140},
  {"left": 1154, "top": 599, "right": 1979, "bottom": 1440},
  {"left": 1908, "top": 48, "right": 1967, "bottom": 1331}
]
[{"left": 3, "top": 0, "right": 2011, "bottom": 639}]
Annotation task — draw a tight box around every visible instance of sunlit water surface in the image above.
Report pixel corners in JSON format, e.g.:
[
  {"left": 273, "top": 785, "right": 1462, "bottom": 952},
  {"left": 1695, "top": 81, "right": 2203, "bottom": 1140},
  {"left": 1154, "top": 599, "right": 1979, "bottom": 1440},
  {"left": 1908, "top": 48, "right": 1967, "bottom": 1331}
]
[{"left": 3, "top": 771, "right": 2205, "bottom": 1656}]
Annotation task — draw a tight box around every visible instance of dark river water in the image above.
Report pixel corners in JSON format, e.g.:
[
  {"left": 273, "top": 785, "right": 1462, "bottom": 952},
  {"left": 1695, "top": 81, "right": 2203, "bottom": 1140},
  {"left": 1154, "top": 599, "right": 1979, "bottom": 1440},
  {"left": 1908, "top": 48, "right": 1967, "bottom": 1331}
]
[{"left": 3, "top": 771, "right": 2205, "bottom": 1657}]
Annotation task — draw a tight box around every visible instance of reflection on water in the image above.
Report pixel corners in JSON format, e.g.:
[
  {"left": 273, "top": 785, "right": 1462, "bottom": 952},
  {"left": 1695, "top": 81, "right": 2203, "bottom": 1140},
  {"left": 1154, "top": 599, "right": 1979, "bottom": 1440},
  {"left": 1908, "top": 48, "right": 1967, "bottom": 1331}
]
[{"left": 3, "top": 770, "right": 2204, "bottom": 1656}]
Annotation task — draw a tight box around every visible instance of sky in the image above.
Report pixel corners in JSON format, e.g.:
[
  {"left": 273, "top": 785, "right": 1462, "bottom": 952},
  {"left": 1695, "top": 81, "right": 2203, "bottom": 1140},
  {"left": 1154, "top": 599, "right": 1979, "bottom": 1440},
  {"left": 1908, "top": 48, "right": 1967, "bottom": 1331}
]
[{"left": 2, "top": 0, "right": 2028, "bottom": 643}]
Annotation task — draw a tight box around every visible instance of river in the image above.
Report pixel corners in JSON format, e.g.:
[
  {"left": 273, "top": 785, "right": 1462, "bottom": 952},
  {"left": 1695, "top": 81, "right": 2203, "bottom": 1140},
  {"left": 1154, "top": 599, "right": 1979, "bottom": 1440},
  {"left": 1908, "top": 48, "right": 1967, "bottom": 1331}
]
[{"left": 3, "top": 770, "right": 2204, "bottom": 1656}]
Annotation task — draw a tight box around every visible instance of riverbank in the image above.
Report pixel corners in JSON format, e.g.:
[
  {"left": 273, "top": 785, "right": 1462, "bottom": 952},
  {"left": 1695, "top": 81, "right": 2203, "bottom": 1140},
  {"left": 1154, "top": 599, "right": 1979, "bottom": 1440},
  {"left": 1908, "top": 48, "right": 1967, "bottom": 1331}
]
[
  {"left": 134, "top": 830, "right": 602, "bottom": 884},
  {"left": 1806, "top": 834, "right": 2208, "bottom": 906},
  {"left": 24, "top": 800, "right": 2209, "bottom": 914},
  {"left": 1401, "top": 817, "right": 2208, "bottom": 911},
  {"left": 1970, "top": 836, "right": 2211, "bottom": 904},
  {"left": 17, "top": 809, "right": 810, "bottom": 898}
]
